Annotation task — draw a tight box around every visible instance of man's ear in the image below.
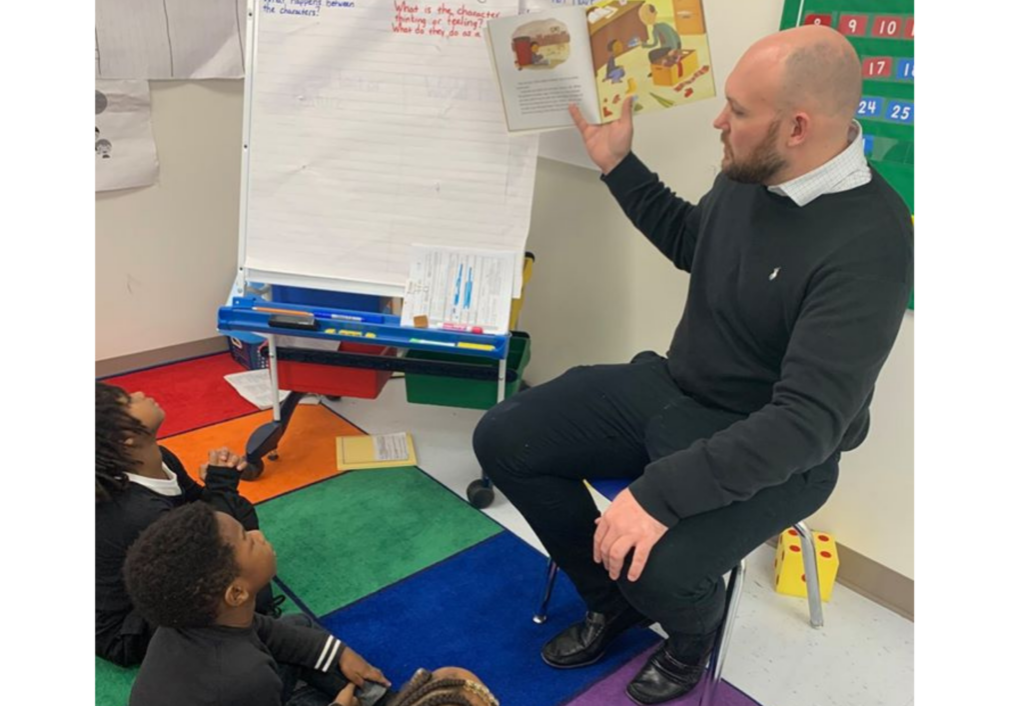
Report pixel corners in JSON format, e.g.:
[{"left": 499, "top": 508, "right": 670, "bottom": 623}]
[
  {"left": 224, "top": 581, "right": 251, "bottom": 608},
  {"left": 787, "top": 112, "right": 811, "bottom": 146}
]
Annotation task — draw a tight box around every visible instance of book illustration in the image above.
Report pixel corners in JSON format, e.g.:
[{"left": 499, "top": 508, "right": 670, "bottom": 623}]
[
  {"left": 511, "top": 19, "right": 572, "bottom": 70},
  {"left": 588, "top": 0, "right": 715, "bottom": 119},
  {"left": 485, "top": 1, "right": 715, "bottom": 133}
]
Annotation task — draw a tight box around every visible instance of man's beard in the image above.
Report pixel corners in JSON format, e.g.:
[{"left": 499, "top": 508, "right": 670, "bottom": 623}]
[{"left": 723, "top": 119, "right": 787, "bottom": 184}]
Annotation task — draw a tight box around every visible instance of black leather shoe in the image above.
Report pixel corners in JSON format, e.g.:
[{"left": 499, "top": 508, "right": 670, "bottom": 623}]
[
  {"left": 542, "top": 606, "right": 650, "bottom": 669},
  {"left": 626, "top": 639, "right": 712, "bottom": 705}
]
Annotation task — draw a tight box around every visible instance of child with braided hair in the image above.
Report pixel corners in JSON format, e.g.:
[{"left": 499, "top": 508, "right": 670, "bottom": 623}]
[
  {"left": 387, "top": 668, "right": 498, "bottom": 706},
  {"left": 95, "top": 381, "right": 278, "bottom": 666}
]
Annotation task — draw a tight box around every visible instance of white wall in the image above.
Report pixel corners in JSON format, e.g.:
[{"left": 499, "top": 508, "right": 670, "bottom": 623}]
[
  {"left": 96, "top": 81, "right": 244, "bottom": 361},
  {"left": 94, "top": 1, "right": 913, "bottom": 578}
]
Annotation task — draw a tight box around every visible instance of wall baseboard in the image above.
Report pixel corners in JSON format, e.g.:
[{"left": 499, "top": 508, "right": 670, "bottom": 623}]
[
  {"left": 766, "top": 538, "right": 913, "bottom": 620},
  {"left": 95, "top": 337, "right": 229, "bottom": 378},
  {"left": 834, "top": 541, "right": 913, "bottom": 620}
]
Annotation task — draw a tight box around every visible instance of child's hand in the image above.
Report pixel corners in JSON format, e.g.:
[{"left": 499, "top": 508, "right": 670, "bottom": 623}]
[
  {"left": 199, "top": 447, "right": 249, "bottom": 480},
  {"left": 339, "top": 646, "right": 390, "bottom": 687},
  {"left": 331, "top": 682, "right": 360, "bottom": 706}
]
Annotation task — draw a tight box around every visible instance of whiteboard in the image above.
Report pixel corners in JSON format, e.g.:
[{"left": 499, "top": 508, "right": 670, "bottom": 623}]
[{"left": 238, "top": 1, "right": 539, "bottom": 298}]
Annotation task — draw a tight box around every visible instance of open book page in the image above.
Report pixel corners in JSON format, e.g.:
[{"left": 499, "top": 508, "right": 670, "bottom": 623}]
[
  {"left": 586, "top": 0, "right": 716, "bottom": 123},
  {"left": 486, "top": 7, "right": 599, "bottom": 133}
]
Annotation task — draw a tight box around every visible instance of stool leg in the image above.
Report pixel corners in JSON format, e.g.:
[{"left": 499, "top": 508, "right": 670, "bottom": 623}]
[
  {"left": 794, "top": 522, "right": 824, "bottom": 628},
  {"left": 700, "top": 559, "right": 747, "bottom": 706},
  {"left": 533, "top": 559, "right": 559, "bottom": 624}
]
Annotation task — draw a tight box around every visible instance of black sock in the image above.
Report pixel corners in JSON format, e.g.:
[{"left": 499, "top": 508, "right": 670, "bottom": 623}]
[{"left": 665, "top": 629, "right": 718, "bottom": 665}]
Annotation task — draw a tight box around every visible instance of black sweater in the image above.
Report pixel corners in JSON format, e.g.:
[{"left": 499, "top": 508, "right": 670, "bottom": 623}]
[
  {"left": 95, "top": 447, "right": 258, "bottom": 663},
  {"left": 128, "top": 614, "right": 346, "bottom": 706},
  {"left": 604, "top": 154, "right": 913, "bottom": 527}
]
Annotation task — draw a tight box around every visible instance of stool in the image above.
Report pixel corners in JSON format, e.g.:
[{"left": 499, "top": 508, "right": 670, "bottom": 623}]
[
  {"left": 530, "top": 480, "right": 823, "bottom": 704},
  {"left": 533, "top": 553, "right": 746, "bottom": 706}
]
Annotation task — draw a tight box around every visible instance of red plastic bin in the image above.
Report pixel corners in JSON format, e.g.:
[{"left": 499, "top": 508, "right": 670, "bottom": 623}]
[{"left": 275, "top": 343, "right": 397, "bottom": 399}]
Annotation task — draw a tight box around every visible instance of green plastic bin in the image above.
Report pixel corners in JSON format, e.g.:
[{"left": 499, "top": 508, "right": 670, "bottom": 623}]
[{"left": 404, "top": 332, "right": 531, "bottom": 410}]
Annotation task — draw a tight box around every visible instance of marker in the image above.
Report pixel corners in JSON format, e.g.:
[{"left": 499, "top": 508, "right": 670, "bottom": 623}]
[
  {"left": 254, "top": 306, "right": 312, "bottom": 317},
  {"left": 326, "top": 328, "right": 376, "bottom": 339},
  {"left": 409, "top": 338, "right": 456, "bottom": 348},
  {"left": 458, "top": 342, "right": 495, "bottom": 351},
  {"left": 316, "top": 311, "right": 384, "bottom": 324},
  {"left": 439, "top": 323, "right": 485, "bottom": 334}
]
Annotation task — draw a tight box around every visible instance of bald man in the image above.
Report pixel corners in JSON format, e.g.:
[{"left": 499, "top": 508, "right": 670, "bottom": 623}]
[{"left": 472, "top": 26, "right": 912, "bottom": 704}]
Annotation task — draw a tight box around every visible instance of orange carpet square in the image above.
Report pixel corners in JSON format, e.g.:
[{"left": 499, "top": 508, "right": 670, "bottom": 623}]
[{"left": 161, "top": 405, "right": 363, "bottom": 504}]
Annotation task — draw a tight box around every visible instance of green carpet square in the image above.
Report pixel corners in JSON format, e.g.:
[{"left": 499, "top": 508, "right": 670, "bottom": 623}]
[
  {"left": 256, "top": 467, "right": 501, "bottom": 617},
  {"left": 96, "top": 657, "right": 137, "bottom": 706}
]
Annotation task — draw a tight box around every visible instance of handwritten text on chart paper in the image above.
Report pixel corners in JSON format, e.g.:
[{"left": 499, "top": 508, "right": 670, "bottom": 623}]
[{"left": 261, "top": 0, "right": 501, "bottom": 38}]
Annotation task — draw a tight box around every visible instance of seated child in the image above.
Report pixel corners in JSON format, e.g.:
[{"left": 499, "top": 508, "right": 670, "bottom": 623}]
[
  {"left": 124, "top": 502, "right": 391, "bottom": 706},
  {"left": 95, "top": 381, "right": 277, "bottom": 666},
  {"left": 605, "top": 39, "right": 627, "bottom": 84}
]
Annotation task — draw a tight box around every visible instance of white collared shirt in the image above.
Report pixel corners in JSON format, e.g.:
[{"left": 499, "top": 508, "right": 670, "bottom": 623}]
[
  {"left": 768, "top": 121, "right": 872, "bottom": 207},
  {"left": 126, "top": 463, "right": 183, "bottom": 497}
]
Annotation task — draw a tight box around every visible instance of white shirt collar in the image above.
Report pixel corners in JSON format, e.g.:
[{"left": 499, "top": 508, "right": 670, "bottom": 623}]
[
  {"left": 767, "top": 121, "right": 872, "bottom": 207},
  {"left": 126, "top": 462, "right": 182, "bottom": 497}
]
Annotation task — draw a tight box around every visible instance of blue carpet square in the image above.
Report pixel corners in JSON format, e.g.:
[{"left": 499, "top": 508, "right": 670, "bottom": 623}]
[{"left": 319, "top": 532, "right": 660, "bottom": 706}]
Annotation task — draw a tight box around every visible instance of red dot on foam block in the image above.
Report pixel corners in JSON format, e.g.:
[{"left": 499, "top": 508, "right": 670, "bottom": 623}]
[
  {"left": 818, "top": 534, "right": 830, "bottom": 542},
  {"left": 788, "top": 529, "right": 799, "bottom": 536},
  {"left": 820, "top": 550, "right": 833, "bottom": 559},
  {"left": 801, "top": 574, "right": 806, "bottom": 582},
  {"left": 789, "top": 545, "right": 801, "bottom": 553}
]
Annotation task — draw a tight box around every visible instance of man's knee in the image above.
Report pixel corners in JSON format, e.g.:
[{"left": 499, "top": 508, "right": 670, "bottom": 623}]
[
  {"left": 472, "top": 399, "right": 527, "bottom": 483},
  {"left": 618, "top": 556, "right": 719, "bottom": 609}
]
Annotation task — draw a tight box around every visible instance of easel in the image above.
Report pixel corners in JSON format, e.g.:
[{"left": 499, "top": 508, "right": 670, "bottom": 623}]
[{"left": 221, "top": 4, "right": 536, "bottom": 507}]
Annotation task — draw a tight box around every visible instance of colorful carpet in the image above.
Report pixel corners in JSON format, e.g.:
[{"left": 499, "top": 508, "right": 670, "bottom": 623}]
[{"left": 95, "top": 356, "right": 763, "bottom": 706}]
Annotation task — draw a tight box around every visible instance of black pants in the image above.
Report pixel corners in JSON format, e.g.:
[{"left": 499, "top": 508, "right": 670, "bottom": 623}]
[{"left": 473, "top": 354, "right": 839, "bottom": 637}]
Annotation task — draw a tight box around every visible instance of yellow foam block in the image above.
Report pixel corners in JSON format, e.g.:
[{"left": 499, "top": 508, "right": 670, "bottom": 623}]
[{"left": 773, "top": 528, "right": 840, "bottom": 602}]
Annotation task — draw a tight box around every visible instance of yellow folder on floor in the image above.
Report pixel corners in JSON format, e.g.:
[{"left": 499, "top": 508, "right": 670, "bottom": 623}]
[{"left": 336, "top": 432, "right": 417, "bottom": 472}]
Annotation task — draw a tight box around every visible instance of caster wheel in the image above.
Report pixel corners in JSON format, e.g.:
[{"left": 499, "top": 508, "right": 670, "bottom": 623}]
[
  {"left": 467, "top": 480, "right": 495, "bottom": 509},
  {"left": 267, "top": 452, "right": 279, "bottom": 461},
  {"left": 243, "top": 459, "right": 265, "bottom": 481}
]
